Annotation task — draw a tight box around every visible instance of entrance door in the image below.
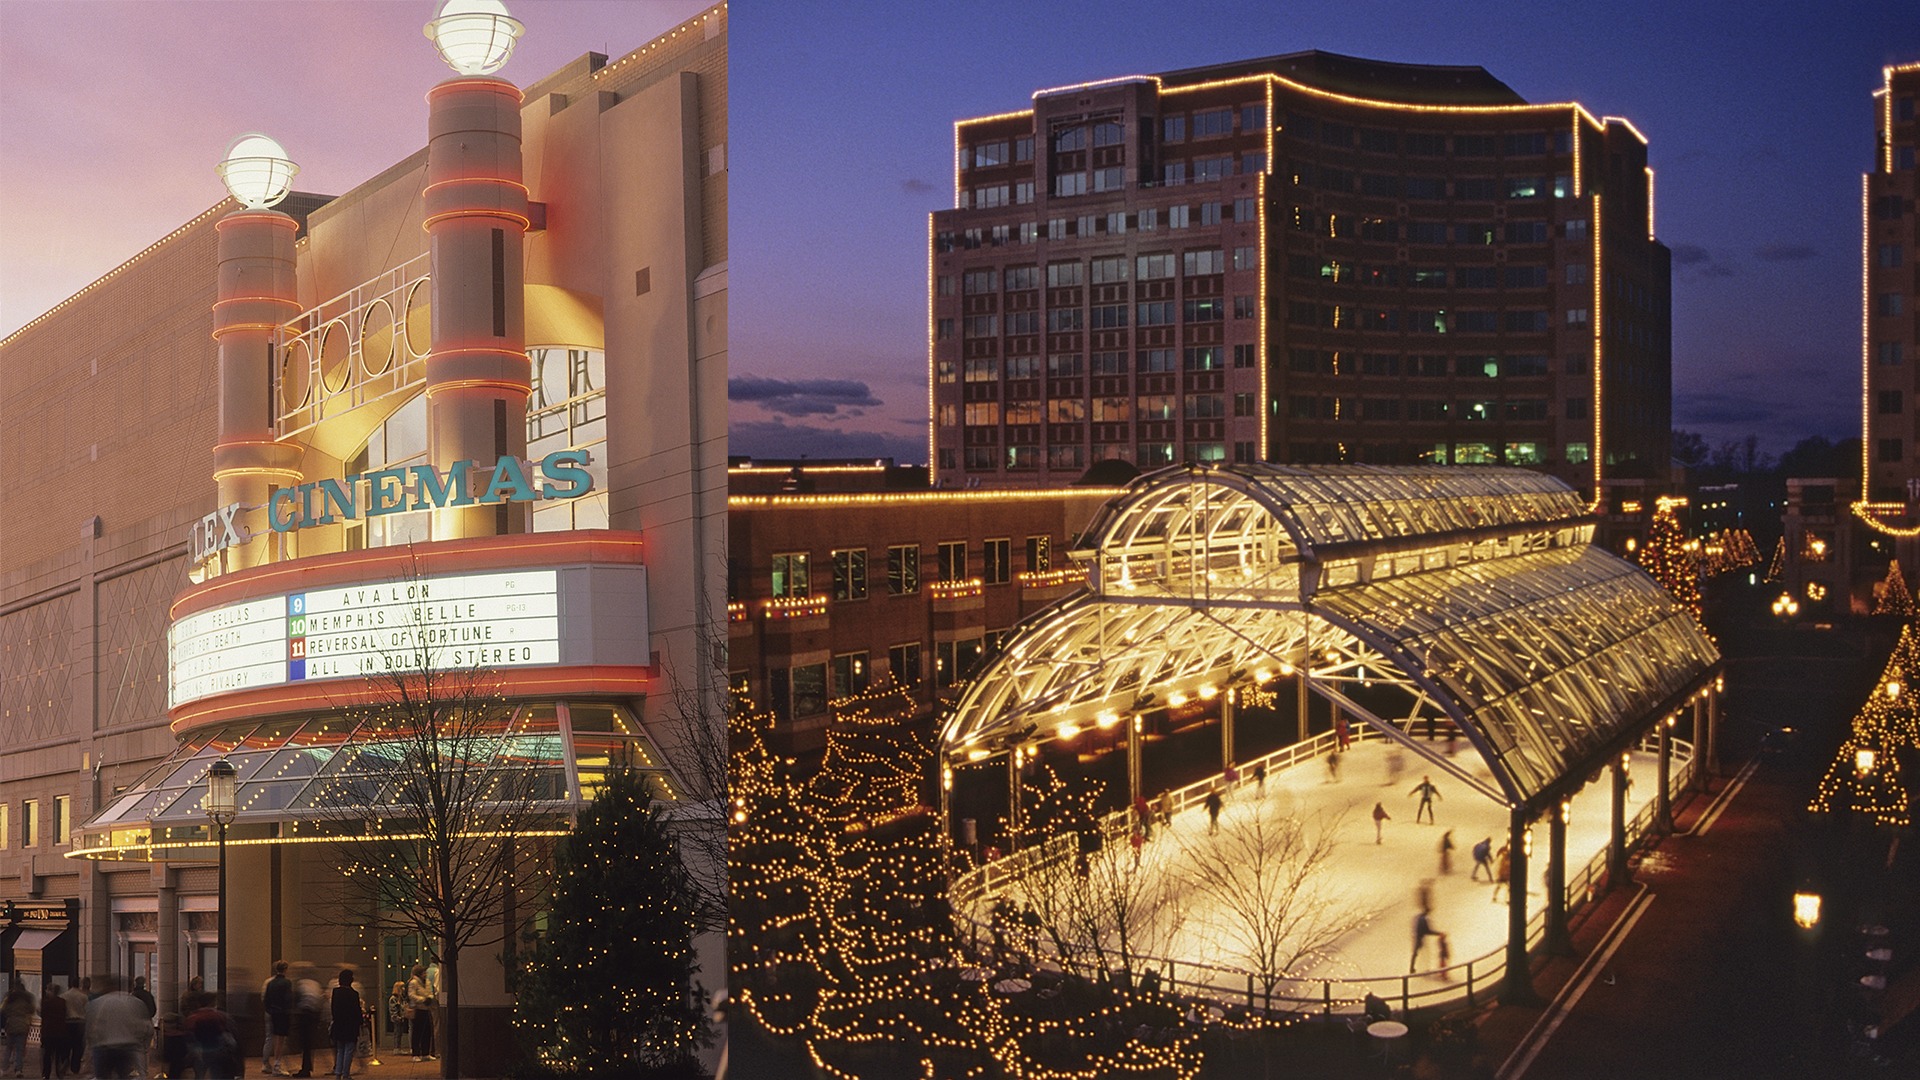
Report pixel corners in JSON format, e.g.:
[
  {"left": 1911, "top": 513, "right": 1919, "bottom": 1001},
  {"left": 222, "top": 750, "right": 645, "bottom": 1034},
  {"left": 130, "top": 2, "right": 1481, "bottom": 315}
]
[{"left": 125, "top": 941, "right": 158, "bottom": 992}]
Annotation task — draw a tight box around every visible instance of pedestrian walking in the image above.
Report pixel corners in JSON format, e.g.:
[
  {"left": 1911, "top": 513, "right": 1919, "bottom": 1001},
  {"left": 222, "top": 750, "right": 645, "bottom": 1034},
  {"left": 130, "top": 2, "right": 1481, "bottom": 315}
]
[
  {"left": 1410, "top": 909, "right": 1438, "bottom": 973},
  {"left": 1409, "top": 775, "right": 1442, "bottom": 823},
  {"left": 294, "top": 965, "right": 323, "bottom": 1076},
  {"left": 405, "top": 966, "right": 435, "bottom": 1063},
  {"left": 1491, "top": 842, "right": 1513, "bottom": 903},
  {"left": 1439, "top": 829, "right": 1455, "bottom": 874},
  {"left": 1334, "top": 713, "right": 1351, "bottom": 751},
  {"left": 1371, "top": 801, "right": 1391, "bottom": 844},
  {"left": 39, "top": 982, "right": 67, "bottom": 1080},
  {"left": 3, "top": 982, "right": 34, "bottom": 1079},
  {"left": 264, "top": 961, "right": 294, "bottom": 1076},
  {"left": 1203, "top": 788, "right": 1224, "bottom": 834},
  {"left": 1326, "top": 749, "right": 1342, "bottom": 782},
  {"left": 84, "top": 975, "right": 149, "bottom": 1080},
  {"left": 183, "top": 992, "right": 238, "bottom": 1080},
  {"left": 59, "top": 982, "right": 85, "bottom": 1077},
  {"left": 328, "top": 970, "right": 360, "bottom": 1080},
  {"left": 1471, "top": 836, "right": 1494, "bottom": 881}
]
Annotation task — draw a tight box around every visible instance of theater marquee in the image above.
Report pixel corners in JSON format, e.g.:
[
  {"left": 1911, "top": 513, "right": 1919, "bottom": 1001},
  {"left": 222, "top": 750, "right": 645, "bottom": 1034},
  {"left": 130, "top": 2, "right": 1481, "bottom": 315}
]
[{"left": 168, "top": 564, "right": 646, "bottom": 709}]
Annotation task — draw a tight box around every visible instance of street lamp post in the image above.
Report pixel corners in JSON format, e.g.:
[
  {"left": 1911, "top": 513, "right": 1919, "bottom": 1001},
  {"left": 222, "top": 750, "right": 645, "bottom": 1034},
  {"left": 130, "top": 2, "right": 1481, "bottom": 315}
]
[{"left": 205, "top": 759, "right": 238, "bottom": 1012}]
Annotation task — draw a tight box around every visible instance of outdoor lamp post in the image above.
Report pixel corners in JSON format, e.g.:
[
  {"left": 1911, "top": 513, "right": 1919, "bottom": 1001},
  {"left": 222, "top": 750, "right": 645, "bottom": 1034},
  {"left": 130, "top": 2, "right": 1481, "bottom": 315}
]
[
  {"left": 205, "top": 758, "right": 237, "bottom": 1011},
  {"left": 425, "top": 0, "right": 524, "bottom": 75}
]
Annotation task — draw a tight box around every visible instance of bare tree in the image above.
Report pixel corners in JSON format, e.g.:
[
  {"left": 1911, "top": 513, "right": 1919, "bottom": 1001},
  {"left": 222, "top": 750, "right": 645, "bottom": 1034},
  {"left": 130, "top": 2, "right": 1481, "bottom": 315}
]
[
  {"left": 648, "top": 619, "right": 731, "bottom": 936},
  {"left": 999, "top": 768, "right": 1182, "bottom": 988},
  {"left": 1174, "top": 809, "right": 1375, "bottom": 1010},
  {"left": 307, "top": 570, "right": 560, "bottom": 1080}
]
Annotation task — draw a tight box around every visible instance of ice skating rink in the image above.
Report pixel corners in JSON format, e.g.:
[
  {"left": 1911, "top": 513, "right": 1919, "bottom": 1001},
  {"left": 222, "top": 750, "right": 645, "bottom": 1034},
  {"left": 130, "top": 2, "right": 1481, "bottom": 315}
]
[{"left": 979, "top": 734, "right": 1667, "bottom": 1009}]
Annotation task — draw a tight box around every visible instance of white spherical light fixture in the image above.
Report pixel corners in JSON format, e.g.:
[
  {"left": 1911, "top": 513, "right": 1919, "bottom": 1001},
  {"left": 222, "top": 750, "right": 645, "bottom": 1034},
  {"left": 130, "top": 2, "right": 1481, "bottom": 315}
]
[
  {"left": 217, "top": 134, "right": 299, "bottom": 210},
  {"left": 425, "top": 0, "right": 524, "bottom": 76}
]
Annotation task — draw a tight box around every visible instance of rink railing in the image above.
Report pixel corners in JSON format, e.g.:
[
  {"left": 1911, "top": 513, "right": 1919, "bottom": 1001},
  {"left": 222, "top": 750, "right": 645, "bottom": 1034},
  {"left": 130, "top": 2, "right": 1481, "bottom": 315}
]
[{"left": 950, "top": 728, "right": 1696, "bottom": 1021}]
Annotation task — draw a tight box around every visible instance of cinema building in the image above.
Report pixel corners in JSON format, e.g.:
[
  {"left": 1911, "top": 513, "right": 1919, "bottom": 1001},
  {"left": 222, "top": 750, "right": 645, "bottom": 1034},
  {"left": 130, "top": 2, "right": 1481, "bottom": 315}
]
[
  {"left": 0, "top": 2, "right": 726, "bottom": 1063},
  {"left": 932, "top": 51, "right": 1671, "bottom": 502}
]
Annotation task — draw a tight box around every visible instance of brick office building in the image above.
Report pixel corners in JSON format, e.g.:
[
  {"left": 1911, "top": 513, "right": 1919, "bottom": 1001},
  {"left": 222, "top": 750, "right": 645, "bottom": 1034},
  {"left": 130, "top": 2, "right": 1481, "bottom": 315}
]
[
  {"left": 727, "top": 469, "right": 1118, "bottom": 747},
  {"left": 930, "top": 51, "right": 1671, "bottom": 501}
]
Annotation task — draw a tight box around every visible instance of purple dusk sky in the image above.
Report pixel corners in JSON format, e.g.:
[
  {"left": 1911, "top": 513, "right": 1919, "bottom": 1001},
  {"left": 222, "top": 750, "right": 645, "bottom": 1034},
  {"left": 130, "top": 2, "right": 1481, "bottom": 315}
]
[
  {"left": 0, "top": 0, "right": 710, "bottom": 340},
  {"left": 730, "top": 0, "right": 1917, "bottom": 464}
]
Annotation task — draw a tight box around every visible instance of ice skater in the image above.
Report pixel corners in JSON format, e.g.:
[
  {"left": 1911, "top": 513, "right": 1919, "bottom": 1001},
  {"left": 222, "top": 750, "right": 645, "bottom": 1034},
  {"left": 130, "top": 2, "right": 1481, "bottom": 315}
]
[
  {"left": 1386, "top": 746, "right": 1406, "bottom": 788},
  {"left": 1326, "top": 749, "right": 1342, "bottom": 782},
  {"left": 1409, "top": 774, "right": 1442, "bottom": 823},
  {"left": 1371, "top": 801, "right": 1391, "bottom": 844},
  {"left": 1491, "top": 842, "right": 1513, "bottom": 903},
  {"left": 1471, "top": 836, "right": 1494, "bottom": 881},
  {"left": 1334, "top": 713, "right": 1352, "bottom": 751},
  {"left": 1204, "top": 787, "right": 1224, "bottom": 835},
  {"left": 1410, "top": 909, "right": 1439, "bottom": 972},
  {"left": 1253, "top": 761, "right": 1267, "bottom": 792},
  {"left": 1438, "top": 829, "right": 1455, "bottom": 874}
]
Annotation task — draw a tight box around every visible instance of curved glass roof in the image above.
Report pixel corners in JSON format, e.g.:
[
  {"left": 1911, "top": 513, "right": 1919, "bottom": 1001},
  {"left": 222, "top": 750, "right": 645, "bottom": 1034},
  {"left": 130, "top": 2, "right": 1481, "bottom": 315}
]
[
  {"left": 74, "top": 701, "right": 679, "bottom": 860},
  {"left": 941, "top": 464, "right": 1719, "bottom": 807}
]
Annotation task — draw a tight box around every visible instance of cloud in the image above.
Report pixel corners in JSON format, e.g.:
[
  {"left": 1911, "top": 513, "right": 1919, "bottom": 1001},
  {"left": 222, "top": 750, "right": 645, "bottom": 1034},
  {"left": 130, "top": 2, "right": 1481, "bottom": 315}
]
[
  {"left": 1698, "top": 264, "right": 1736, "bottom": 278},
  {"left": 729, "top": 419, "right": 925, "bottom": 465},
  {"left": 900, "top": 178, "right": 936, "bottom": 195},
  {"left": 1671, "top": 244, "right": 1711, "bottom": 265},
  {"left": 1754, "top": 243, "right": 1818, "bottom": 262},
  {"left": 728, "top": 375, "right": 883, "bottom": 418}
]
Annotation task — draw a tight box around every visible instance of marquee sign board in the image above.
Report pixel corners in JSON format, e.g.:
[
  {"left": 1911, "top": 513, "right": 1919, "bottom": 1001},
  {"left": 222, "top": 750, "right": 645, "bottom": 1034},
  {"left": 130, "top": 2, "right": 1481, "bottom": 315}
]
[{"left": 168, "top": 563, "right": 647, "bottom": 710}]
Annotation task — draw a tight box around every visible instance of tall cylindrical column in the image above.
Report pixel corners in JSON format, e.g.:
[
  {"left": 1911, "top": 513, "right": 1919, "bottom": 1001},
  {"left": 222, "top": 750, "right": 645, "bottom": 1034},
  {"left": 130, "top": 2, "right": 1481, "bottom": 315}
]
[
  {"left": 212, "top": 209, "right": 303, "bottom": 570},
  {"left": 424, "top": 74, "right": 530, "bottom": 539}
]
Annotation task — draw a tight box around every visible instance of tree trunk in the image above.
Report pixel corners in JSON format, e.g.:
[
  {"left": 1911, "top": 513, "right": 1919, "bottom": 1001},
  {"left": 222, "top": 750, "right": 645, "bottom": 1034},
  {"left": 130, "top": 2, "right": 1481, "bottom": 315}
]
[{"left": 441, "top": 939, "right": 460, "bottom": 1080}]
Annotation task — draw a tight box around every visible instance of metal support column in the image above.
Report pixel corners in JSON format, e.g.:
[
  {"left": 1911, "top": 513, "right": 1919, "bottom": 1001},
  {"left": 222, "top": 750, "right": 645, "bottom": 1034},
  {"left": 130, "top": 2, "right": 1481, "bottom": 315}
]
[
  {"left": 1656, "top": 720, "right": 1673, "bottom": 834},
  {"left": 1128, "top": 716, "right": 1143, "bottom": 807},
  {"left": 1008, "top": 751, "right": 1022, "bottom": 851},
  {"left": 1692, "top": 696, "right": 1709, "bottom": 793},
  {"left": 1501, "top": 806, "right": 1537, "bottom": 1004},
  {"left": 1296, "top": 667, "right": 1310, "bottom": 744},
  {"left": 1221, "top": 692, "right": 1236, "bottom": 772},
  {"left": 1707, "top": 685, "right": 1723, "bottom": 778},
  {"left": 1546, "top": 801, "right": 1571, "bottom": 956},
  {"left": 1609, "top": 754, "right": 1629, "bottom": 888}
]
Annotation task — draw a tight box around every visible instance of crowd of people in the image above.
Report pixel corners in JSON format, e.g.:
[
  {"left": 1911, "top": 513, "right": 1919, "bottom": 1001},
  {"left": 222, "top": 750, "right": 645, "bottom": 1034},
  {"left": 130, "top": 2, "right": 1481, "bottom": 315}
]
[{"left": 0, "top": 961, "right": 433, "bottom": 1080}]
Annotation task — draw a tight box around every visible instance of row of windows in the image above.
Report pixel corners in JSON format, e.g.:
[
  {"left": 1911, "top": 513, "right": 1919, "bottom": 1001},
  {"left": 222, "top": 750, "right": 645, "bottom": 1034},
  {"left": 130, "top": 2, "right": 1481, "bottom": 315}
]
[
  {"left": 1287, "top": 257, "right": 1561, "bottom": 289},
  {"left": 936, "top": 439, "right": 1592, "bottom": 472},
  {"left": 947, "top": 442, "right": 1232, "bottom": 470},
  {"left": 940, "top": 345, "right": 1260, "bottom": 382},
  {"left": 767, "top": 538, "right": 1055, "bottom": 600},
  {"left": 937, "top": 197, "right": 1262, "bottom": 251},
  {"left": 760, "top": 630, "right": 1016, "bottom": 721},
  {"left": 961, "top": 123, "right": 1573, "bottom": 182},
  {"left": 942, "top": 392, "right": 1250, "bottom": 426},
  {"left": 1287, "top": 351, "right": 1555, "bottom": 378},
  {"left": 1288, "top": 211, "right": 1567, "bottom": 245},
  {"left": 1282, "top": 119, "right": 1572, "bottom": 159},
  {"left": 1284, "top": 303, "right": 1568, "bottom": 333},
  {"left": 1287, "top": 396, "right": 1554, "bottom": 423},
  {"left": 0, "top": 797, "right": 69, "bottom": 849},
  {"left": 950, "top": 245, "right": 1250, "bottom": 296},
  {"left": 1289, "top": 166, "right": 1571, "bottom": 201}
]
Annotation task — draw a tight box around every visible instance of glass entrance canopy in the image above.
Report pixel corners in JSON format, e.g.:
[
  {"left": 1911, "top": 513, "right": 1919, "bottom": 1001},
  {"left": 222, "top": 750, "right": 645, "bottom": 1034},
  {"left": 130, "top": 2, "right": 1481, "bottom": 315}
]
[
  {"left": 940, "top": 464, "right": 1719, "bottom": 808},
  {"left": 71, "top": 701, "right": 678, "bottom": 860}
]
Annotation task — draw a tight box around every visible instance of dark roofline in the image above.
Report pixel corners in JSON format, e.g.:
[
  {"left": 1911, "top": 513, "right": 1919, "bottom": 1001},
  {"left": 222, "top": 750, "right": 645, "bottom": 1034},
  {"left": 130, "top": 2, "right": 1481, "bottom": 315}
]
[{"left": 1158, "top": 49, "right": 1526, "bottom": 106}]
